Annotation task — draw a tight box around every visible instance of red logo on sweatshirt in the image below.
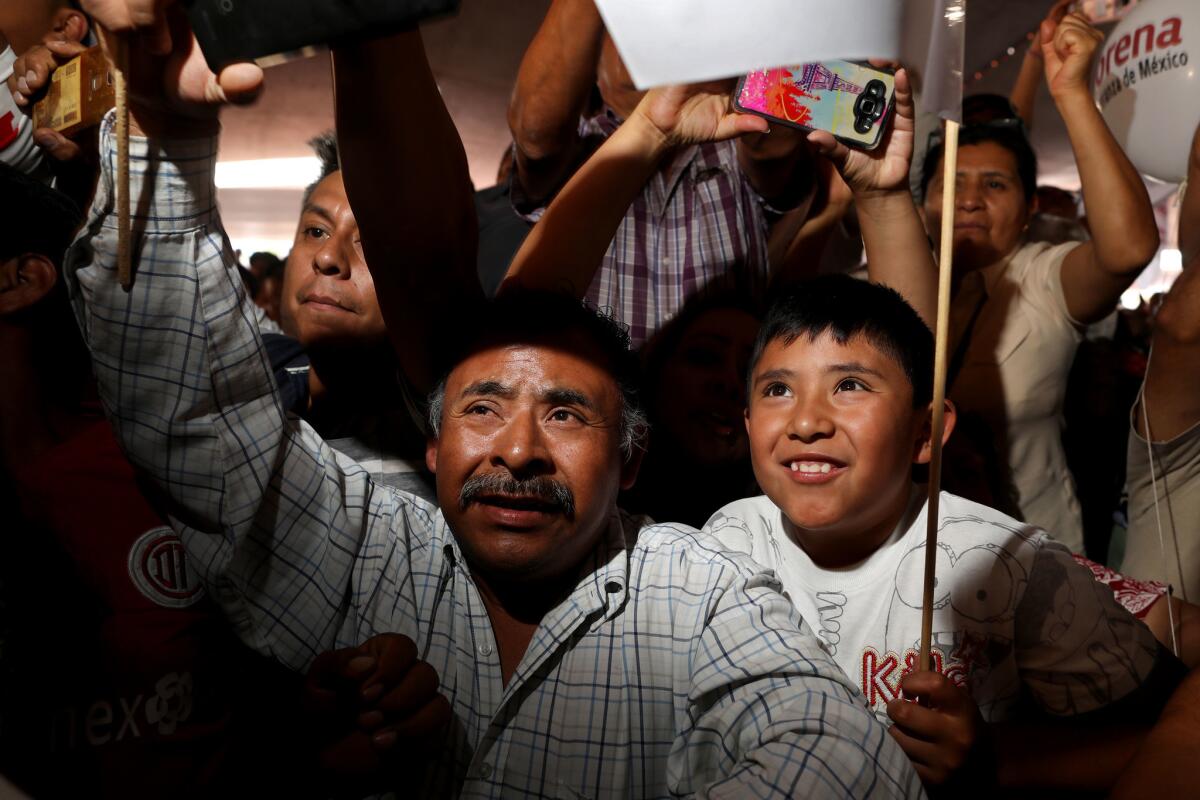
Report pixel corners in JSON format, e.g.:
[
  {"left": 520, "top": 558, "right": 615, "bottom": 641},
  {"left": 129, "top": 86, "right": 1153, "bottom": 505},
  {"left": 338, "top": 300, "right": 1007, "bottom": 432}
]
[
  {"left": 127, "top": 527, "right": 204, "bottom": 608},
  {"left": 0, "top": 112, "right": 18, "bottom": 150}
]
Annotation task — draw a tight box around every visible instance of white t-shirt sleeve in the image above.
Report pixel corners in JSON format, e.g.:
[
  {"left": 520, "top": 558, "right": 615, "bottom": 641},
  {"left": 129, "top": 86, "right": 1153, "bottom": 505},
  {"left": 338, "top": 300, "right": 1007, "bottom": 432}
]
[
  {"left": 702, "top": 498, "right": 788, "bottom": 578},
  {"left": 702, "top": 505, "right": 758, "bottom": 558},
  {"left": 1012, "top": 538, "right": 1160, "bottom": 716},
  {"left": 0, "top": 46, "right": 47, "bottom": 177}
]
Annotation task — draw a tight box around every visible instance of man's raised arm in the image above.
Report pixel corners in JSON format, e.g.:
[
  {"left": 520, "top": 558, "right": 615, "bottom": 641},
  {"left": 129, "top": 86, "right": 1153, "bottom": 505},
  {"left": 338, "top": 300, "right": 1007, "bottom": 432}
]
[
  {"left": 65, "top": 2, "right": 429, "bottom": 671},
  {"left": 332, "top": 31, "right": 481, "bottom": 394},
  {"left": 501, "top": 66, "right": 937, "bottom": 327},
  {"left": 507, "top": 0, "right": 606, "bottom": 205},
  {"left": 498, "top": 82, "right": 769, "bottom": 298}
]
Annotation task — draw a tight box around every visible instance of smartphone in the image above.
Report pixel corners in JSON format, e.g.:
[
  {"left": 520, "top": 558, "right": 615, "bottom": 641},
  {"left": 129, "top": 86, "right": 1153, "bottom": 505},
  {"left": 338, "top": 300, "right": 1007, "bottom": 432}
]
[
  {"left": 181, "top": 0, "right": 460, "bottom": 71},
  {"left": 732, "top": 61, "right": 896, "bottom": 150}
]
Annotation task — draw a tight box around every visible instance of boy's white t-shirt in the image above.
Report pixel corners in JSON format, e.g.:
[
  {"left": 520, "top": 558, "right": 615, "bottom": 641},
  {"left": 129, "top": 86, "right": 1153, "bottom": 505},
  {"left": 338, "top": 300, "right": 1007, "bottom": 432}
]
[{"left": 703, "top": 490, "right": 1160, "bottom": 724}]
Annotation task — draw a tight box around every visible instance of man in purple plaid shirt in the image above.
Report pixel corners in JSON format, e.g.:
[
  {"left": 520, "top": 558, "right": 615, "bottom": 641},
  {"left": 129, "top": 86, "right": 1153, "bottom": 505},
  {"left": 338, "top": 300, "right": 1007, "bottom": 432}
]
[{"left": 507, "top": 0, "right": 817, "bottom": 347}]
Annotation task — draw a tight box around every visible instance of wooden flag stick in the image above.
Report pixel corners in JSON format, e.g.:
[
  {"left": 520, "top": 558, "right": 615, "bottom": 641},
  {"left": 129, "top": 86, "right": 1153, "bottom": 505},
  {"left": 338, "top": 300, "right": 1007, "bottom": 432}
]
[
  {"left": 113, "top": 38, "right": 132, "bottom": 290},
  {"left": 919, "top": 118, "right": 960, "bottom": 672}
]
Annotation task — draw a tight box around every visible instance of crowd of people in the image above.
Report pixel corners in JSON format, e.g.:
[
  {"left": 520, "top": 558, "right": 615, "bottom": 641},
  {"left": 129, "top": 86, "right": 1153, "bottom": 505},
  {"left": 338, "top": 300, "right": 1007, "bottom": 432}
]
[{"left": 1, "top": 0, "right": 1198, "bottom": 796}]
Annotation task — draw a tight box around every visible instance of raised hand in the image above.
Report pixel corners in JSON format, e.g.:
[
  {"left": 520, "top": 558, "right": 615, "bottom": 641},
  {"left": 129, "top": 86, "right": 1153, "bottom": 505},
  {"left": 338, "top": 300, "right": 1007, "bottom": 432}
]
[
  {"left": 1028, "top": 0, "right": 1076, "bottom": 62},
  {"left": 632, "top": 80, "right": 769, "bottom": 150},
  {"left": 886, "top": 670, "right": 991, "bottom": 790},
  {"left": 1041, "top": 11, "right": 1104, "bottom": 101},
  {"left": 79, "top": 0, "right": 262, "bottom": 132},
  {"left": 806, "top": 64, "right": 914, "bottom": 196}
]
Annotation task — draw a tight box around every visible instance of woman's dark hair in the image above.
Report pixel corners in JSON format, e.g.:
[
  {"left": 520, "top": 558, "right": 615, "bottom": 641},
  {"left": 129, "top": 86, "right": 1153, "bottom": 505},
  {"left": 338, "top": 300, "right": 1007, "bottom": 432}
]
[{"left": 920, "top": 124, "right": 1038, "bottom": 203}]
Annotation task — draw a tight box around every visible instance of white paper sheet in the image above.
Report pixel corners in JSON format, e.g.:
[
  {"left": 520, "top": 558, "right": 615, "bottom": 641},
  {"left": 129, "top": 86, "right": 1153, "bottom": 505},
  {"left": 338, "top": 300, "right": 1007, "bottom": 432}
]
[
  {"left": 595, "top": 0, "right": 964, "bottom": 120},
  {"left": 595, "top": 0, "right": 903, "bottom": 87}
]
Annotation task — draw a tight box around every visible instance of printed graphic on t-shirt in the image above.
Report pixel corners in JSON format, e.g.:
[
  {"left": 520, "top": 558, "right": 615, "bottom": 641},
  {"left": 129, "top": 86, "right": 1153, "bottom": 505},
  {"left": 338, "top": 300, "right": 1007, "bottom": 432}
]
[
  {"left": 858, "top": 632, "right": 993, "bottom": 711},
  {"left": 704, "top": 495, "right": 1159, "bottom": 724},
  {"left": 813, "top": 591, "right": 847, "bottom": 655}
]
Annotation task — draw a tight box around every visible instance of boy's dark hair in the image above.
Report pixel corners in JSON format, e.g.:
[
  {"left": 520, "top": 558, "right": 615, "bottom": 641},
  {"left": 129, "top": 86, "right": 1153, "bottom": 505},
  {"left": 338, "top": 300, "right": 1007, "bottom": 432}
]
[
  {"left": 0, "top": 163, "right": 83, "bottom": 267},
  {"left": 750, "top": 275, "right": 934, "bottom": 407},
  {"left": 920, "top": 124, "right": 1038, "bottom": 203},
  {"left": 301, "top": 131, "right": 341, "bottom": 207},
  {"left": 427, "top": 291, "right": 648, "bottom": 457}
]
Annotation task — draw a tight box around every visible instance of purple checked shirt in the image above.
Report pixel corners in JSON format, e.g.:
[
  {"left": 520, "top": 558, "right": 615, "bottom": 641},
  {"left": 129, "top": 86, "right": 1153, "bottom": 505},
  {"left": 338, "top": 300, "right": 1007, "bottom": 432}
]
[{"left": 517, "top": 110, "right": 777, "bottom": 348}]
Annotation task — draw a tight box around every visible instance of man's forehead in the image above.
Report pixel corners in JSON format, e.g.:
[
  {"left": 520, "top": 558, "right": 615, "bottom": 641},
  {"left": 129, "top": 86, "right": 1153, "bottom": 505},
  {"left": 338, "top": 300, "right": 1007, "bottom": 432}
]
[
  {"left": 448, "top": 342, "right": 620, "bottom": 398},
  {"left": 305, "top": 172, "right": 349, "bottom": 210}
]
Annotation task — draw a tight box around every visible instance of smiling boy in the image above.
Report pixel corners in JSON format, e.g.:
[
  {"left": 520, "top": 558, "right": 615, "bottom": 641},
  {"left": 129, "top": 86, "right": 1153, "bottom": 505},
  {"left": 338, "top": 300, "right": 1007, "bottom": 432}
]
[{"left": 704, "top": 275, "right": 1185, "bottom": 792}]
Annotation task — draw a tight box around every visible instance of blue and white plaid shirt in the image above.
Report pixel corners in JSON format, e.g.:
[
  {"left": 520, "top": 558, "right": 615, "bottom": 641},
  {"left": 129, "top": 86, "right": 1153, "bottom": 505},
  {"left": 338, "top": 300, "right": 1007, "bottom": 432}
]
[{"left": 66, "top": 115, "right": 922, "bottom": 799}]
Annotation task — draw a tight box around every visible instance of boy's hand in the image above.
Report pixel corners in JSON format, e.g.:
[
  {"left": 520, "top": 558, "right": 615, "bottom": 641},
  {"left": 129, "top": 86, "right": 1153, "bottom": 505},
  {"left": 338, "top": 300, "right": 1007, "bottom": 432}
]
[
  {"left": 806, "top": 64, "right": 914, "bottom": 198},
  {"left": 303, "top": 633, "right": 451, "bottom": 790},
  {"left": 79, "top": 0, "right": 262, "bottom": 135},
  {"left": 633, "top": 81, "right": 769, "bottom": 151},
  {"left": 886, "top": 670, "right": 991, "bottom": 790},
  {"left": 1041, "top": 11, "right": 1104, "bottom": 102}
]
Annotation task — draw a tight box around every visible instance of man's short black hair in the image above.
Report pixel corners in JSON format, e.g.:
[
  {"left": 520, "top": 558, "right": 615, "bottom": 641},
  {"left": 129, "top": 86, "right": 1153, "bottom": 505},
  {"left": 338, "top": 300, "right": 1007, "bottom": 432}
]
[
  {"left": 0, "top": 162, "right": 90, "bottom": 403},
  {"left": 427, "top": 291, "right": 648, "bottom": 458},
  {"left": 749, "top": 275, "right": 934, "bottom": 408},
  {"left": 301, "top": 131, "right": 341, "bottom": 207},
  {"left": 0, "top": 163, "right": 82, "bottom": 267},
  {"left": 920, "top": 124, "right": 1038, "bottom": 203}
]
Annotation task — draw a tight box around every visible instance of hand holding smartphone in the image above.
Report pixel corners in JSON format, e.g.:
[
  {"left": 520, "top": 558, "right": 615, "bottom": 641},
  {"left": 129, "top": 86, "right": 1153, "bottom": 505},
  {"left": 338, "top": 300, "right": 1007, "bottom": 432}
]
[{"left": 733, "top": 60, "right": 896, "bottom": 150}]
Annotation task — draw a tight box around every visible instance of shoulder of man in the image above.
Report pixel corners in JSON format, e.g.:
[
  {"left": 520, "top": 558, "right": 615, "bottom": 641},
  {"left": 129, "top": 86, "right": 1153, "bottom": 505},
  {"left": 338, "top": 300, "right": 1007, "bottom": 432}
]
[{"left": 628, "top": 509, "right": 784, "bottom": 587}]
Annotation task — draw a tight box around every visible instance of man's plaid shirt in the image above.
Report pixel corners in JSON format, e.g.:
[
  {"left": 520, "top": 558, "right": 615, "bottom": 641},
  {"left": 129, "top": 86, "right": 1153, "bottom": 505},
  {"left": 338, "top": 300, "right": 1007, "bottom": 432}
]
[
  {"left": 514, "top": 110, "right": 780, "bottom": 348},
  {"left": 66, "top": 115, "right": 921, "bottom": 799}
]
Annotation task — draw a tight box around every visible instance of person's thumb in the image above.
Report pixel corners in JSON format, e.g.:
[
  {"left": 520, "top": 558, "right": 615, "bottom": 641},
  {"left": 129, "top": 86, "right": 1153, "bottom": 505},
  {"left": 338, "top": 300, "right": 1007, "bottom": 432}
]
[
  {"left": 32, "top": 127, "right": 83, "bottom": 162},
  {"left": 806, "top": 130, "right": 847, "bottom": 166},
  {"left": 215, "top": 62, "right": 264, "bottom": 105}
]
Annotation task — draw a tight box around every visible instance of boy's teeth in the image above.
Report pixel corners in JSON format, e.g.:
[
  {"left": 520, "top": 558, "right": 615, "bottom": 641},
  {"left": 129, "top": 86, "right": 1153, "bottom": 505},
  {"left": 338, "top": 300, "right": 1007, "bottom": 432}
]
[{"left": 791, "top": 461, "right": 834, "bottom": 474}]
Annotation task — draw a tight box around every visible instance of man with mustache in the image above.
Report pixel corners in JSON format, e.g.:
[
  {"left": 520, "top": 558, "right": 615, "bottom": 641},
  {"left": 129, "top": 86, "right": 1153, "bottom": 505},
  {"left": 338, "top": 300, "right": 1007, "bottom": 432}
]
[{"left": 66, "top": 2, "right": 920, "bottom": 796}]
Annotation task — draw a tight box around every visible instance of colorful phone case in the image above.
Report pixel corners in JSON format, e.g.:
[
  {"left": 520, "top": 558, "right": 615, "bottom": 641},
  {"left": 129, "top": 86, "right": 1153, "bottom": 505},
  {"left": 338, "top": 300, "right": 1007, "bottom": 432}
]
[{"left": 733, "top": 60, "right": 896, "bottom": 150}]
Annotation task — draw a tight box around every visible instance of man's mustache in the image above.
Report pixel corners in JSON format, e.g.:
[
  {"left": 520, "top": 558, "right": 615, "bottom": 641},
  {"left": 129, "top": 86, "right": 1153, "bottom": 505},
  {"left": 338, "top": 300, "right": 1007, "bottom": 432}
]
[{"left": 458, "top": 473, "right": 576, "bottom": 518}]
